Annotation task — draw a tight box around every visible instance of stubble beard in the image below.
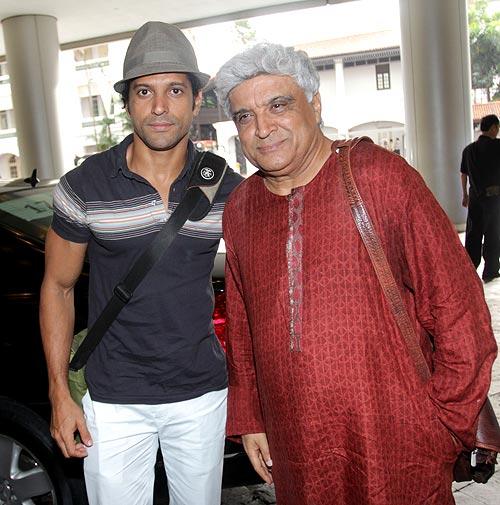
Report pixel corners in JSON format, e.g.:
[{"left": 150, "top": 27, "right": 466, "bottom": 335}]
[{"left": 133, "top": 117, "right": 190, "bottom": 152}]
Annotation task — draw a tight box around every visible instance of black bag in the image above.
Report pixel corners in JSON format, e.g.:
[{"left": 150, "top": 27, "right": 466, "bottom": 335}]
[{"left": 453, "top": 449, "right": 496, "bottom": 483}]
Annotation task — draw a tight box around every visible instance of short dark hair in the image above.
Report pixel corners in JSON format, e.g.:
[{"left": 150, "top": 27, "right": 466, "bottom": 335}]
[
  {"left": 480, "top": 114, "right": 499, "bottom": 132},
  {"left": 120, "top": 81, "right": 131, "bottom": 108},
  {"left": 120, "top": 73, "right": 202, "bottom": 109}
]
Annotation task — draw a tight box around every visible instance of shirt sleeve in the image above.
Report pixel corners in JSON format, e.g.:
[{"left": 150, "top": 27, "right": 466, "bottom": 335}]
[
  {"left": 51, "top": 174, "right": 90, "bottom": 243},
  {"left": 223, "top": 205, "right": 266, "bottom": 437},
  {"left": 460, "top": 146, "right": 469, "bottom": 175},
  {"left": 399, "top": 165, "right": 497, "bottom": 448}
]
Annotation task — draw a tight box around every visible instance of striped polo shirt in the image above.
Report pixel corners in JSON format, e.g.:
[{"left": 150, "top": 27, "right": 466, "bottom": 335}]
[{"left": 52, "top": 134, "right": 243, "bottom": 404}]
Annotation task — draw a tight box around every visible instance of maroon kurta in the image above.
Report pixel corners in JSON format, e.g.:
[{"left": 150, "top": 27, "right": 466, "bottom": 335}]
[{"left": 223, "top": 141, "right": 497, "bottom": 505}]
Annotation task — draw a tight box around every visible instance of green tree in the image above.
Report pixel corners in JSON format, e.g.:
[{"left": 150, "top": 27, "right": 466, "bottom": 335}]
[
  {"left": 469, "top": 0, "right": 500, "bottom": 101},
  {"left": 116, "top": 110, "right": 133, "bottom": 136},
  {"left": 94, "top": 99, "right": 133, "bottom": 152},
  {"left": 234, "top": 20, "right": 256, "bottom": 46},
  {"left": 96, "top": 117, "right": 117, "bottom": 152}
]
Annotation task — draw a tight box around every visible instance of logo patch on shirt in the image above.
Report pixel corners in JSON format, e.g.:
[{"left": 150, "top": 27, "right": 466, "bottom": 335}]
[{"left": 200, "top": 167, "right": 215, "bottom": 180}]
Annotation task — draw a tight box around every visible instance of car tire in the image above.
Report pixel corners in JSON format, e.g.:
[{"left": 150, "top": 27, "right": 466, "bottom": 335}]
[{"left": 0, "top": 397, "right": 74, "bottom": 504}]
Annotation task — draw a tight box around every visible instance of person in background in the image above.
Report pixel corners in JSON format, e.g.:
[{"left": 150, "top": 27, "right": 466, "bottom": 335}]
[
  {"left": 394, "top": 137, "right": 401, "bottom": 154},
  {"left": 461, "top": 114, "right": 500, "bottom": 283}
]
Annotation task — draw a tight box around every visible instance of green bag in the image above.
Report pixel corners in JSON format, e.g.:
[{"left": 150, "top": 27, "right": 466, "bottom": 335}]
[{"left": 68, "top": 328, "right": 88, "bottom": 408}]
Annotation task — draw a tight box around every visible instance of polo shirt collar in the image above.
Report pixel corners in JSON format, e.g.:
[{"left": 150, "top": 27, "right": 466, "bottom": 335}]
[{"left": 110, "top": 134, "right": 196, "bottom": 183}]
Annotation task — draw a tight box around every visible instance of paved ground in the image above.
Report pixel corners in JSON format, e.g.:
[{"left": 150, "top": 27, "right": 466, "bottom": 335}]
[
  {"left": 452, "top": 261, "right": 500, "bottom": 505},
  {"left": 222, "top": 239, "right": 500, "bottom": 505}
]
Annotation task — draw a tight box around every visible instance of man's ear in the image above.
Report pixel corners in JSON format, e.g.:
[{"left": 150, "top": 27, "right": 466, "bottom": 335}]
[
  {"left": 311, "top": 92, "right": 322, "bottom": 123},
  {"left": 193, "top": 91, "right": 203, "bottom": 116}
]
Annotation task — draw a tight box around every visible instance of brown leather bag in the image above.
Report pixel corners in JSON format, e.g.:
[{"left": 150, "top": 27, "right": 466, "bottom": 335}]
[{"left": 336, "top": 137, "right": 500, "bottom": 483}]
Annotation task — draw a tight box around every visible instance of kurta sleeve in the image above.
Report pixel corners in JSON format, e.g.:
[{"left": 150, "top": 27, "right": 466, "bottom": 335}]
[
  {"left": 223, "top": 208, "right": 266, "bottom": 437},
  {"left": 398, "top": 165, "right": 497, "bottom": 449}
]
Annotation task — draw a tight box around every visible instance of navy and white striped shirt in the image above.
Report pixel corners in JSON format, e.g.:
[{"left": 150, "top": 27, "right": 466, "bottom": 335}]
[{"left": 52, "top": 134, "right": 242, "bottom": 404}]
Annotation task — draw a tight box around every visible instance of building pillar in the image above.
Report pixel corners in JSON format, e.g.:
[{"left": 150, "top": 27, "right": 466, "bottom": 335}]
[
  {"left": 2, "top": 15, "right": 64, "bottom": 179},
  {"left": 334, "top": 57, "right": 348, "bottom": 139},
  {"left": 398, "top": 0, "right": 472, "bottom": 226}
]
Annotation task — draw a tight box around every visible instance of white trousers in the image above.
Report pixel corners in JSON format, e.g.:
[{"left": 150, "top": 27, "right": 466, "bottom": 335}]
[{"left": 82, "top": 388, "right": 227, "bottom": 505}]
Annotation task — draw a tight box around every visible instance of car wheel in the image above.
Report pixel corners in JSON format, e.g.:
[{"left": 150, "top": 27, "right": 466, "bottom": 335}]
[{"left": 0, "top": 398, "right": 73, "bottom": 504}]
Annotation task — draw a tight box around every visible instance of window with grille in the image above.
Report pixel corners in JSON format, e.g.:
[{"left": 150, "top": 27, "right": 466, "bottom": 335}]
[
  {"left": 9, "top": 155, "right": 18, "bottom": 178},
  {"left": 0, "top": 110, "right": 15, "bottom": 130},
  {"left": 376, "top": 63, "right": 391, "bottom": 90},
  {"left": 80, "top": 96, "right": 106, "bottom": 118}
]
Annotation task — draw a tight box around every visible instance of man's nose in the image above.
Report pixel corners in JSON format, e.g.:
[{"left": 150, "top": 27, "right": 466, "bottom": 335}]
[
  {"left": 255, "top": 114, "right": 276, "bottom": 139},
  {"left": 152, "top": 95, "right": 168, "bottom": 116}
]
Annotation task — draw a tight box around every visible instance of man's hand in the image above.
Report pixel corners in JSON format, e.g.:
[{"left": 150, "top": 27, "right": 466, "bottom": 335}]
[
  {"left": 50, "top": 394, "right": 92, "bottom": 458},
  {"left": 242, "top": 432, "right": 273, "bottom": 484},
  {"left": 462, "top": 194, "right": 469, "bottom": 208},
  {"left": 40, "top": 229, "right": 90, "bottom": 458}
]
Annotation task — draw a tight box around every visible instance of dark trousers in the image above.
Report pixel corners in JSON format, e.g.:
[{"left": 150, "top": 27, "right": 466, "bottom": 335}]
[{"left": 465, "top": 195, "right": 500, "bottom": 279}]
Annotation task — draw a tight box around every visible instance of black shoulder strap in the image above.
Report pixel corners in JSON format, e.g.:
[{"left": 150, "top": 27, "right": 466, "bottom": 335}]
[{"left": 69, "top": 151, "right": 228, "bottom": 371}]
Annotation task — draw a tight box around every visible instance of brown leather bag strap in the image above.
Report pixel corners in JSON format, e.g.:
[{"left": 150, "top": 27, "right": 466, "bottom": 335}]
[
  {"left": 337, "top": 139, "right": 431, "bottom": 382},
  {"left": 476, "top": 399, "right": 500, "bottom": 452},
  {"left": 337, "top": 139, "right": 500, "bottom": 452}
]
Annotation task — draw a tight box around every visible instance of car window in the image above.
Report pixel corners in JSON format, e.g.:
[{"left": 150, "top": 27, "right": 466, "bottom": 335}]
[{"left": 0, "top": 186, "right": 54, "bottom": 239}]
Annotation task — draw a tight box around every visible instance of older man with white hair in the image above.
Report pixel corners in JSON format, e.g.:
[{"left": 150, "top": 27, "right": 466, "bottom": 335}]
[{"left": 214, "top": 43, "right": 497, "bottom": 505}]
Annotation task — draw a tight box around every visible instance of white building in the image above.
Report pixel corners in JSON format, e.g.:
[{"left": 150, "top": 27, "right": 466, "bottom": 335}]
[
  {"left": 0, "top": 17, "right": 413, "bottom": 180},
  {"left": 0, "top": 60, "right": 19, "bottom": 178},
  {"left": 307, "top": 31, "right": 405, "bottom": 153},
  {"left": 1, "top": 24, "right": 492, "bottom": 178},
  {"left": 0, "top": 39, "right": 133, "bottom": 179}
]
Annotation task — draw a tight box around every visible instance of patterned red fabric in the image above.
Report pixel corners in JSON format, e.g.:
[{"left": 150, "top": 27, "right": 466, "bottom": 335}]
[
  {"left": 286, "top": 186, "right": 305, "bottom": 352},
  {"left": 223, "top": 141, "right": 498, "bottom": 505}
]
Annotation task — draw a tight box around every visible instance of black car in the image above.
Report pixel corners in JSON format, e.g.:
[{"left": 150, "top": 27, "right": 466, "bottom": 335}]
[{"left": 0, "top": 178, "right": 255, "bottom": 504}]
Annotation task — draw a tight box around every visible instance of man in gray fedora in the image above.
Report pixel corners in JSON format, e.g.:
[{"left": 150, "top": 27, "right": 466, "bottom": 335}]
[{"left": 40, "top": 21, "right": 242, "bottom": 504}]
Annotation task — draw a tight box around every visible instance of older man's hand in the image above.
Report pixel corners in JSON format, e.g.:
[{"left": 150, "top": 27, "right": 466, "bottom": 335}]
[{"left": 242, "top": 432, "right": 273, "bottom": 484}]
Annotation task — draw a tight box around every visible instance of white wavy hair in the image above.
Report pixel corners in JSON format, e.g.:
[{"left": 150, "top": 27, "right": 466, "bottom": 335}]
[{"left": 214, "top": 43, "right": 320, "bottom": 117}]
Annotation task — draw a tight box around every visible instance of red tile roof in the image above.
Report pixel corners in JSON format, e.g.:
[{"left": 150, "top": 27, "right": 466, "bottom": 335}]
[{"left": 473, "top": 102, "right": 500, "bottom": 122}]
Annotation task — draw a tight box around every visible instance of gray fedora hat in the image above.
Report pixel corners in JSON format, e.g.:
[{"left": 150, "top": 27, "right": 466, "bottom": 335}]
[{"left": 114, "top": 21, "right": 210, "bottom": 94}]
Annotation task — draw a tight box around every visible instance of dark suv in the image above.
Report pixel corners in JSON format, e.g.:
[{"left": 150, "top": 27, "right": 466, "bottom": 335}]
[{"left": 0, "top": 179, "right": 251, "bottom": 504}]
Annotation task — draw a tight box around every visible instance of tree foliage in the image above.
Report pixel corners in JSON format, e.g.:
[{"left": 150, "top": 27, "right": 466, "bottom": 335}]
[
  {"left": 234, "top": 20, "right": 256, "bottom": 46},
  {"left": 96, "top": 117, "right": 117, "bottom": 152},
  {"left": 469, "top": 0, "right": 500, "bottom": 100},
  {"left": 94, "top": 100, "right": 132, "bottom": 152}
]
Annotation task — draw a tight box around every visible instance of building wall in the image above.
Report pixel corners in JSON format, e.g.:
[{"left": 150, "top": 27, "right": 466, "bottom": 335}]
[
  {"left": 343, "top": 60, "right": 404, "bottom": 127},
  {"left": 0, "top": 68, "right": 20, "bottom": 179},
  {"left": 0, "top": 38, "right": 408, "bottom": 179},
  {"left": 318, "top": 70, "right": 337, "bottom": 130},
  {"left": 70, "top": 40, "right": 129, "bottom": 165},
  {"left": 319, "top": 60, "right": 404, "bottom": 131},
  {"left": 0, "top": 41, "right": 131, "bottom": 177}
]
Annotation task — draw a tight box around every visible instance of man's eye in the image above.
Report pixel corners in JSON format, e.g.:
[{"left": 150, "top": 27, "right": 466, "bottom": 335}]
[
  {"left": 271, "top": 102, "right": 286, "bottom": 111},
  {"left": 171, "top": 88, "right": 183, "bottom": 95},
  {"left": 138, "top": 89, "right": 150, "bottom": 96},
  {"left": 237, "top": 113, "right": 252, "bottom": 125}
]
